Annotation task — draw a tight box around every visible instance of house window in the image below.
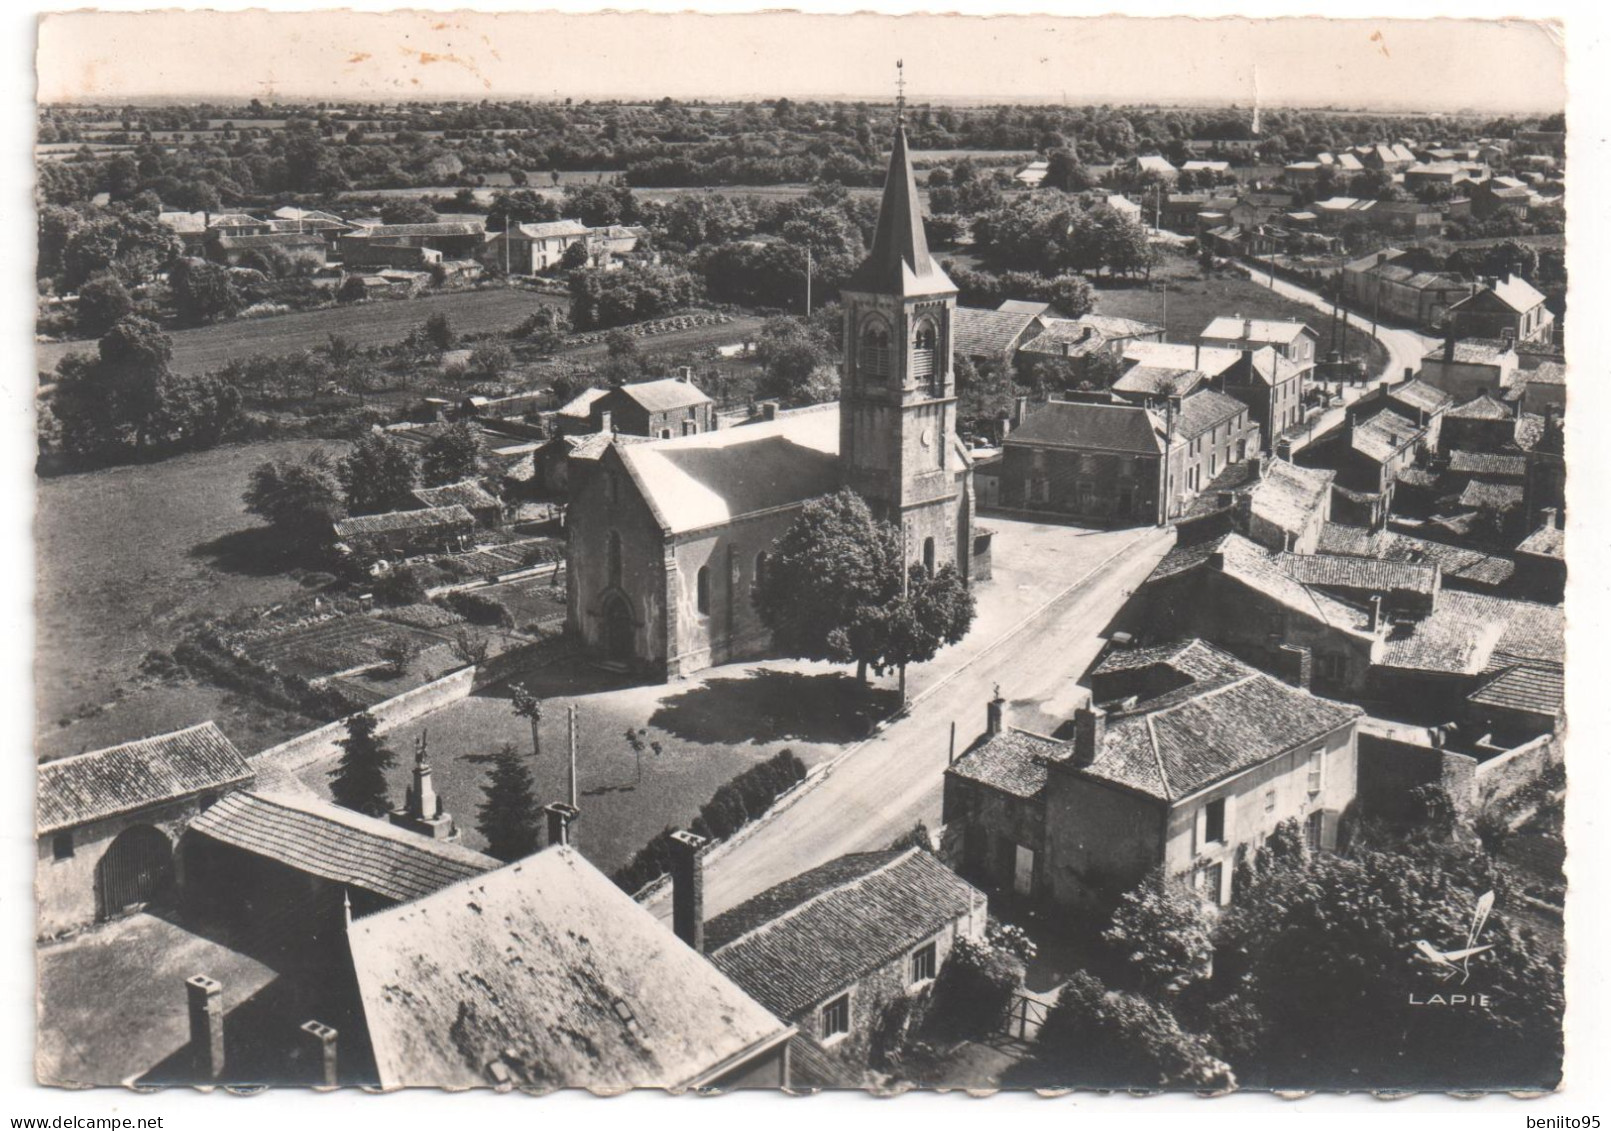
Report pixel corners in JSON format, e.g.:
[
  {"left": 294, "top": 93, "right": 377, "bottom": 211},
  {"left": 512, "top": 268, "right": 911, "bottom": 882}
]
[
  {"left": 1307, "top": 749, "right": 1324, "bottom": 794},
  {"left": 1204, "top": 798, "right": 1226, "bottom": 845},
  {"left": 923, "top": 537, "right": 936, "bottom": 576},
  {"left": 1194, "top": 862, "right": 1226, "bottom": 906},
  {"left": 51, "top": 832, "right": 73, "bottom": 861},
  {"left": 821, "top": 993, "right": 851, "bottom": 1039},
  {"left": 911, "top": 941, "right": 937, "bottom": 985},
  {"left": 1316, "top": 653, "right": 1345, "bottom": 683},
  {"left": 1305, "top": 811, "right": 1325, "bottom": 851},
  {"left": 682, "top": 420, "right": 698, "bottom": 436},
  {"left": 695, "top": 566, "right": 712, "bottom": 616}
]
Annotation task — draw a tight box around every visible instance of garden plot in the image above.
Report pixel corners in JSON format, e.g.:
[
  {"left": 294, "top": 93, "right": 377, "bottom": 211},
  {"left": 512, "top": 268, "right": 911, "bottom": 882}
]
[{"left": 240, "top": 612, "right": 455, "bottom": 682}]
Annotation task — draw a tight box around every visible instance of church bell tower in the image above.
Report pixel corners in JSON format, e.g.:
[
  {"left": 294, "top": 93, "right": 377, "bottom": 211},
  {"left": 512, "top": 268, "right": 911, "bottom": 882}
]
[{"left": 838, "top": 89, "right": 971, "bottom": 580}]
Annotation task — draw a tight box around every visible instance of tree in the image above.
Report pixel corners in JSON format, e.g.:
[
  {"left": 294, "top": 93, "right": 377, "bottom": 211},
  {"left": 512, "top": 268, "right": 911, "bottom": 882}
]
[
  {"left": 470, "top": 341, "right": 515, "bottom": 381},
  {"left": 880, "top": 563, "right": 976, "bottom": 704},
  {"left": 376, "top": 634, "right": 421, "bottom": 677},
  {"left": 510, "top": 683, "right": 544, "bottom": 762},
  {"left": 379, "top": 200, "right": 438, "bottom": 225},
  {"left": 421, "top": 421, "right": 483, "bottom": 486},
  {"left": 170, "top": 257, "right": 241, "bottom": 325},
  {"left": 955, "top": 354, "right": 1015, "bottom": 436},
  {"left": 337, "top": 431, "right": 420, "bottom": 515},
  {"left": 243, "top": 449, "right": 346, "bottom": 552},
  {"left": 476, "top": 743, "right": 544, "bottom": 862},
  {"left": 75, "top": 274, "right": 134, "bottom": 337},
  {"left": 450, "top": 627, "right": 491, "bottom": 666},
  {"left": 754, "top": 489, "right": 903, "bottom": 683},
  {"left": 1104, "top": 871, "right": 1216, "bottom": 996},
  {"left": 754, "top": 316, "right": 835, "bottom": 404},
  {"left": 48, "top": 316, "right": 170, "bottom": 456},
  {"left": 421, "top": 311, "right": 456, "bottom": 351},
  {"left": 560, "top": 239, "right": 590, "bottom": 270},
  {"left": 328, "top": 712, "right": 396, "bottom": 817}
]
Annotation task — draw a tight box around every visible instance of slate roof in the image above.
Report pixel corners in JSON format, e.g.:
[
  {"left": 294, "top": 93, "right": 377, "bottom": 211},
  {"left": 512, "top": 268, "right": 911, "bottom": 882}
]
[
  {"left": 1091, "top": 638, "right": 1250, "bottom": 685},
  {"left": 189, "top": 791, "right": 498, "bottom": 903},
  {"left": 348, "top": 221, "right": 482, "bottom": 239},
  {"left": 37, "top": 722, "right": 252, "bottom": 835},
  {"left": 1379, "top": 591, "right": 1561, "bottom": 675},
  {"left": 1113, "top": 365, "right": 1204, "bottom": 399},
  {"left": 611, "top": 377, "right": 713, "bottom": 414},
  {"left": 1449, "top": 450, "right": 1527, "bottom": 480},
  {"left": 954, "top": 306, "right": 1041, "bottom": 358},
  {"left": 1200, "top": 317, "right": 1314, "bottom": 346},
  {"left": 1468, "top": 660, "right": 1564, "bottom": 718},
  {"left": 848, "top": 123, "right": 955, "bottom": 298},
  {"left": 614, "top": 403, "right": 840, "bottom": 535},
  {"left": 708, "top": 849, "right": 986, "bottom": 1019},
  {"left": 1277, "top": 552, "right": 1438, "bottom": 595},
  {"left": 556, "top": 387, "right": 609, "bottom": 419},
  {"left": 1516, "top": 523, "right": 1565, "bottom": 559},
  {"left": 946, "top": 729, "right": 1061, "bottom": 800},
  {"left": 349, "top": 846, "right": 791, "bottom": 1090},
  {"left": 1458, "top": 480, "right": 1525, "bottom": 510},
  {"left": 1008, "top": 400, "right": 1165, "bottom": 455},
  {"left": 1446, "top": 394, "right": 1514, "bottom": 421},
  {"left": 1351, "top": 412, "right": 1423, "bottom": 463},
  {"left": 1423, "top": 340, "right": 1515, "bottom": 366},
  {"left": 410, "top": 480, "right": 500, "bottom": 512},
  {"left": 333, "top": 505, "right": 475, "bottom": 539},
  {"left": 1173, "top": 389, "right": 1248, "bottom": 440}
]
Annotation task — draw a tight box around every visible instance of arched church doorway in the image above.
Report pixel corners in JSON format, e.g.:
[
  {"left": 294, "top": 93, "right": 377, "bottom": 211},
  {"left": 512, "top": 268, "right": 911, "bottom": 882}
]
[{"left": 602, "top": 594, "right": 635, "bottom": 662}]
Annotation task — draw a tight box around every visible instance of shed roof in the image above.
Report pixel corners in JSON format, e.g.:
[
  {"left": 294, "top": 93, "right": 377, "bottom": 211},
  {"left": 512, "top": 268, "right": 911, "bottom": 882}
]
[
  {"left": 349, "top": 846, "right": 791, "bottom": 1089},
  {"left": 333, "top": 505, "right": 475, "bottom": 538},
  {"left": 410, "top": 479, "right": 500, "bottom": 512},
  {"left": 1200, "top": 316, "right": 1315, "bottom": 346},
  {"left": 954, "top": 306, "right": 1041, "bottom": 358},
  {"left": 37, "top": 722, "right": 252, "bottom": 835}
]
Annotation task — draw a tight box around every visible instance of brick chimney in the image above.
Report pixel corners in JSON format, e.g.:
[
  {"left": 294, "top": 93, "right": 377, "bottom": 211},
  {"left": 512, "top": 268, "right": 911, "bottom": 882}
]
[
  {"left": 1277, "top": 643, "right": 1312, "bottom": 691},
  {"left": 1443, "top": 332, "right": 1456, "bottom": 365},
  {"left": 678, "top": 365, "right": 693, "bottom": 383},
  {"left": 544, "top": 801, "right": 579, "bottom": 848},
  {"left": 186, "top": 975, "right": 226, "bottom": 1080},
  {"left": 1368, "top": 594, "right": 1384, "bottom": 632},
  {"left": 599, "top": 410, "right": 613, "bottom": 434},
  {"left": 300, "top": 1020, "right": 339, "bottom": 1087},
  {"left": 759, "top": 400, "right": 779, "bottom": 422},
  {"left": 1072, "top": 704, "right": 1106, "bottom": 766},
  {"left": 986, "top": 692, "right": 1006, "bottom": 737},
  {"left": 1404, "top": 366, "right": 1415, "bottom": 383},
  {"left": 669, "top": 829, "right": 708, "bottom": 953},
  {"left": 1540, "top": 506, "right": 1558, "bottom": 531}
]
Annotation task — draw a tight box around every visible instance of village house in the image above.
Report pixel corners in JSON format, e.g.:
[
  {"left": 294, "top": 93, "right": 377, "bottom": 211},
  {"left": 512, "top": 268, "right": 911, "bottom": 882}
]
[
  {"left": 340, "top": 241, "right": 442, "bottom": 272},
  {"left": 701, "top": 846, "right": 987, "bottom": 1069},
  {"left": 206, "top": 231, "right": 329, "bottom": 268},
  {"left": 332, "top": 505, "right": 476, "bottom": 564},
  {"left": 1134, "top": 154, "right": 1179, "bottom": 182},
  {"left": 1198, "top": 317, "right": 1318, "bottom": 369},
  {"left": 1349, "top": 376, "right": 1453, "bottom": 453},
  {"left": 953, "top": 304, "right": 1049, "bottom": 368},
  {"left": 997, "top": 388, "right": 1259, "bottom": 526},
  {"left": 1512, "top": 510, "right": 1566, "bottom": 605},
  {"left": 1447, "top": 276, "right": 1555, "bottom": 345},
  {"left": 942, "top": 644, "right": 1362, "bottom": 910},
  {"left": 482, "top": 218, "right": 591, "bottom": 275},
  {"left": 1216, "top": 347, "right": 1308, "bottom": 449},
  {"left": 1016, "top": 314, "right": 1165, "bottom": 363},
  {"left": 1418, "top": 338, "right": 1521, "bottom": 402},
  {"left": 1471, "top": 178, "right": 1534, "bottom": 220},
  {"left": 1014, "top": 160, "right": 1049, "bottom": 188},
  {"left": 1516, "top": 361, "right": 1566, "bottom": 416},
  {"left": 1182, "top": 456, "right": 1336, "bottom": 555},
  {"left": 1342, "top": 249, "right": 1475, "bottom": 330},
  {"left": 346, "top": 842, "right": 796, "bottom": 1090},
  {"left": 339, "top": 221, "right": 483, "bottom": 266},
  {"left": 565, "top": 119, "right": 980, "bottom": 678},
  {"left": 1315, "top": 523, "right": 1517, "bottom": 594},
  {"left": 1440, "top": 392, "right": 1523, "bottom": 454},
  {"left": 37, "top": 723, "right": 254, "bottom": 936},
  {"left": 588, "top": 373, "right": 717, "bottom": 439},
  {"left": 409, "top": 479, "right": 504, "bottom": 529}
]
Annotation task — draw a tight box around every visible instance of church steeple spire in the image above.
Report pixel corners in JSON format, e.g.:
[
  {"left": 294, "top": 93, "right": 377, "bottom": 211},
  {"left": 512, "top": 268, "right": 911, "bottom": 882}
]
[{"left": 846, "top": 112, "right": 955, "bottom": 298}]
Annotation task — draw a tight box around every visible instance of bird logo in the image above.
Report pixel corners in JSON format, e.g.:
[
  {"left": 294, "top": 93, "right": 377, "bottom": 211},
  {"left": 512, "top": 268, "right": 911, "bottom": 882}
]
[{"left": 1412, "top": 890, "right": 1495, "bottom": 985}]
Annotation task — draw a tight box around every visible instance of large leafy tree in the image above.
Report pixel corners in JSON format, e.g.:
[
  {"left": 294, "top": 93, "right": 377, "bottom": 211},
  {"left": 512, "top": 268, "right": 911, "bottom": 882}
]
[
  {"left": 338, "top": 431, "right": 421, "bottom": 515},
  {"left": 420, "top": 421, "right": 483, "bottom": 486},
  {"left": 243, "top": 449, "right": 346, "bottom": 552},
  {"left": 170, "top": 257, "right": 242, "bottom": 325},
  {"left": 1103, "top": 871, "right": 1216, "bottom": 997},
  {"left": 329, "top": 712, "right": 396, "bottom": 818},
  {"left": 880, "top": 562, "right": 976, "bottom": 703},
  {"left": 48, "top": 316, "right": 170, "bottom": 456},
  {"left": 74, "top": 274, "right": 134, "bottom": 337},
  {"left": 754, "top": 316, "right": 836, "bottom": 405},
  {"left": 475, "top": 742, "right": 544, "bottom": 862}
]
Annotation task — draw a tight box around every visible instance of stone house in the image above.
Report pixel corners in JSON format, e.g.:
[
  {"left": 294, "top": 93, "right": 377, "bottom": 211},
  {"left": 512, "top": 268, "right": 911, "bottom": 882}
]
[
  {"left": 1512, "top": 512, "right": 1565, "bottom": 605},
  {"left": 1198, "top": 317, "right": 1318, "bottom": 369},
  {"left": 704, "top": 848, "right": 987, "bottom": 1068},
  {"left": 953, "top": 305, "right": 1048, "bottom": 369},
  {"left": 1218, "top": 346, "right": 1307, "bottom": 450},
  {"left": 942, "top": 644, "right": 1362, "bottom": 910},
  {"left": 1183, "top": 456, "right": 1335, "bottom": 555},
  {"left": 1419, "top": 338, "right": 1520, "bottom": 402},
  {"left": 1341, "top": 249, "right": 1474, "bottom": 331},
  {"left": 590, "top": 374, "right": 716, "bottom": 438},
  {"left": 1447, "top": 276, "right": 1555, "bottom": 345},
  {"left": 1440, "top": 393, "right": 1522, "bottom": 455},
  {"left": 332, "top": 505, "right": 476, "bottom": 563},
  {"left": 338, "top": 221, "right": 483, "bottom": 263},
  {"left": 482, "top": 219, "right": 591, "bottom": 275},
  {"left": 36, "top": 723, "right": 254, "bottom": 936},
  {"left": 410, "top": 479, "right": 504, "bottom": 529}
]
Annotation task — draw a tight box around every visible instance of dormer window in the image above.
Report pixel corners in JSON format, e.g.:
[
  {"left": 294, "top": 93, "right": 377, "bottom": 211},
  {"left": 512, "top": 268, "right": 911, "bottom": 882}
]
[{"left": 859, "top": 321, "right": 891, "bottom": 379}]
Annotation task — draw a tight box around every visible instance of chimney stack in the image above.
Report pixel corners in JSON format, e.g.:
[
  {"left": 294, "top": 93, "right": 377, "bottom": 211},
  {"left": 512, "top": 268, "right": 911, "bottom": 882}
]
[
  {"left": 1368, "top": 594, "right": 1384, "bottom": 632},
  {"left": 1247, "top": 454, "right": 1264, "bottom": 481},
  {"left": 599, "top": 410, "right": 613, "bottom": 434},
  {"left": 1443, "top": 332, "right": 1456, "bottom": 366},
  {"left": 1541, "top": 506, "right": 1558, "bottom": 531},
  {"left": 1404, "top": 366, "right": 1415, "bottom": 383},
  {"left": 678, "top": 365, "right": 693, "bottom": 383},
  {"left": 669, "top": 830, "right": 708, "bottom": 953},
  {"left": 986, "top": 692, "right": 1006, "bottom": 737},
  {"left": 1013, "top": 395, "right": 1029, "bottom": 428},
  {"left": 186, "top": 975, "right": 226, "bottom": 1080},
  {"left": 300, "top": 1020, "right": 339, "bottom": 1087},
  {"left": 544, "top": 802, "right": 579, "bottom": 848},
  {"left": 1072, "top": 704, "right": 1106, "bottom": 766},
  {"left": 1277, "top": 643, "right": 1313, "bottom": 691},
  {"left": 759, "top": 400, "right": 779, "bottom": 422}
]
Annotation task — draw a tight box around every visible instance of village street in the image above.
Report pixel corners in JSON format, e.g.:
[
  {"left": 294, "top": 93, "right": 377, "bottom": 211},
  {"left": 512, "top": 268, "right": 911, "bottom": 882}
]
[{"left": 645, "top": 522, "right": 1175, "bottom": 926}]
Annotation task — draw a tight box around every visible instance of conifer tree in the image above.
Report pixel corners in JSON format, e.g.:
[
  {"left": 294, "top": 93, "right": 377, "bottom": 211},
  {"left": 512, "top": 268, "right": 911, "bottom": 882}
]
[
  {"left": 476, "top": 742, "right": 543, "bottom": 862},
  {"left": 328, "top": 711, "right": 396, "bottom": 817}
]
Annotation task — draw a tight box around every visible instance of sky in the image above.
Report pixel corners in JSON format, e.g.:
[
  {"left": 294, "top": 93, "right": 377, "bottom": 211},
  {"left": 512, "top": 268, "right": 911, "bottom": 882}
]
[{"left": 36, "top": 11, "right": 1564, "bottom": 114}]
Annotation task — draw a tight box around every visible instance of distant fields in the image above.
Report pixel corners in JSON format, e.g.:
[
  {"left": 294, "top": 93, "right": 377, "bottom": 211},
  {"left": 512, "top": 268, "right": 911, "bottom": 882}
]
[{"left": 37, "top": 287, "right": 564, "bottom": 376}]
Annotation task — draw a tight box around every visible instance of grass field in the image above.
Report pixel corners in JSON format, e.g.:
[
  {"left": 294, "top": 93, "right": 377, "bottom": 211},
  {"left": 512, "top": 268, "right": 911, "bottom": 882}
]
[
  {"left": 35, "top": 437, "right": 335, "bottom": 759},
  {"left": 37, "top": 288, "right": 563, "bottom": 377}
]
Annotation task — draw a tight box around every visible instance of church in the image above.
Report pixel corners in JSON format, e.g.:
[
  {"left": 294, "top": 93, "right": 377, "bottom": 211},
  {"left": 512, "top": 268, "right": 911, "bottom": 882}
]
[{"left": 565, "top": 120, "right": 984, "bottom": 679}]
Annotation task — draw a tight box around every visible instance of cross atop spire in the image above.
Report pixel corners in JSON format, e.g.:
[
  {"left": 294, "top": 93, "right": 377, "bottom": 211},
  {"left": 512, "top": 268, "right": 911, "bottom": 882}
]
[
  {"left": 895, "top": 59, "right": 906, "bottom": 123},
  {"left": 843, "top": 109, "right": 956, "bottom": 298}
]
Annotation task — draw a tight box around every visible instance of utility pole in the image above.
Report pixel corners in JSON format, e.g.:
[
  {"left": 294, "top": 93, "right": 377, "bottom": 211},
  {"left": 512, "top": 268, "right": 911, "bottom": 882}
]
[
  {"left": 805, "top": 246, "right": 812, "bottom": 317},
  {"left": 566, "top": 704, "right": 578, "bottom": 810}
]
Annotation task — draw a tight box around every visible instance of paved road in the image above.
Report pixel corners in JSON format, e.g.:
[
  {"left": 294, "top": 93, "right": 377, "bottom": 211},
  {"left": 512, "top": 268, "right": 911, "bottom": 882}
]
[{"left": 645, "top": 524, "right": 1176, "bottom": 925}]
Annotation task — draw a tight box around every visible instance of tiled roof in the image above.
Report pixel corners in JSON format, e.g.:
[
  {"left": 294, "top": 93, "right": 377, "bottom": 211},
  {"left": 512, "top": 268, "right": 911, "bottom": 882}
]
[
  {"left": 614, "top": 403, "right": 840, "bottom": 535},
  {"left": 410, "top": 480, "right": 500, "bottom": 512},
  {"left": 1516, "top": 523, "right": 1565, "bottom": 559},
  {"left": 1387, "top": 380, "right": 1455, "bottom": 415},
  {"left": 349, "top": 846, "right": 791, "bottom": 1089},
  {"left": 1379, "top": 591, "right": 1560, "bottom": 675},
  {"left": 1087, "top": 662, "right": 1362, "bottom": 802},
  {"left": 189, "top": 791, "right": 498, "bottom": 904},
  {"left": 349, "top": 221, "right": 482, "bottom": 238},
  {"left": 567, "top": 430, "right": 654, "bottom": 462},
  {"left": 1524, "top": 361, "right": 1566, "bottom": 387},
  {"left": 213, "top": 232, "right": 326, "bottom": 250},
  {"left": 946, "top": 728, "right": 1060, "bottom": 800},
  {"left": 1449, "top": 450, "right": 1527, "bottom": 480},
  {"left": 788, "top": 1034, "right": 864, "bottom": 1090},
  {"left": 1315, "top": 522, "right": 1383, "bottom": 557},
  {"left": 997, "top": 299, "right": 1052, "bottom": 317},
  {"left": 557, "top": 387, "right": 608, "bottom": 418},
  {"left": 1150, "top": 532, "right": 1370, "bottom": 634},
  {"left": 1248, "top": 461, "right": 1334, "bottom": 534},
  {"left": 1123, "top": 341, "right": 1244, "bottom": 378},
  {"left": 37, "top": 722, "right": 252, "bottom": 835},
  {"left": 1458, "top": 480, "right": 1525, "bottom": 510},
  {"left": 1173, "top": 389, "right": 1248, "bottom": 440},
  {"left": 1277, "top": 552, "right": 1438, "bottom": 595},
  {"left": 1091, "top": 638, "right": 1250, "bottom": 685},
  {"left": 1113, "top": 365, "right": 1204, "bottom": 399},
  {"left": 1009, "top": 400, "right": 1165, "bottom": 455},
  {"left": 1351, "top": 412, "right": 1423, "bottom": 463},
  {"left": 611, "top": 377, "right": 713, "bottom": 413},
  {"left": 1453, "top": 275, "right": 1547, "bottom": 314},
  {"left": 1446, "top": 394, "right": 1514, "bottom": 421},
  {"left": 954, "top": 306, "right": 1041, "bottom": 358},
  {"left": 513, "top": 219, "right": 591, "bottom": 239},
  {"left": 708, "top": 849, "right": 985, "bottom": 1019},
  {"left": 1423, "top": 340, "right": 1515, "bottom": 366},
  {"left": 333, "top": 505, "right": 475, "bottom": 538},
  {"left": 1200, "top": 316, "right": 1314, "bottom": 346},
  {"left": 1378, "top": 534, "right": 1516, "bottom": 588},
  {"left": 1468, "top": 660, "right": 1563, "bottom": 717}
]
